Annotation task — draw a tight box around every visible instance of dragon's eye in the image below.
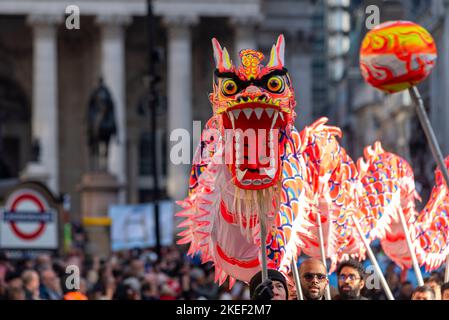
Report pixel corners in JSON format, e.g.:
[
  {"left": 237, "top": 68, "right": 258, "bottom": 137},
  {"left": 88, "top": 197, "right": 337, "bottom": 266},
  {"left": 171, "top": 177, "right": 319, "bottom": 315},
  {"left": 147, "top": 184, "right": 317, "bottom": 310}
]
[
  {"left": 222, "top": 79, "right": 238, "bottom": 96},
  {"left": 266, "top": 76, "right": 284, "bottom": 93}
]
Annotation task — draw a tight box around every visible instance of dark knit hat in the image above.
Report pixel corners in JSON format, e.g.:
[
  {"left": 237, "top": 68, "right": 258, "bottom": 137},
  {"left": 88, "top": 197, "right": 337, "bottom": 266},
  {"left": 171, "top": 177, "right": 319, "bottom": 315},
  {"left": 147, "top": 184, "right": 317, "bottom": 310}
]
[{"left": 249, "top": 269, "right": 288, "bottom": 300}]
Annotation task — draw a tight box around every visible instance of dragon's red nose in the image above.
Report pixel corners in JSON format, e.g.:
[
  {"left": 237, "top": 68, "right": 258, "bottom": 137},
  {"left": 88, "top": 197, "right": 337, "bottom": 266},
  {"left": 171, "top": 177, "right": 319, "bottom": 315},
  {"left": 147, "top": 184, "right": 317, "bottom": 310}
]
[{"left": 237, "top": 85, "right": 262, "bottom": 99}]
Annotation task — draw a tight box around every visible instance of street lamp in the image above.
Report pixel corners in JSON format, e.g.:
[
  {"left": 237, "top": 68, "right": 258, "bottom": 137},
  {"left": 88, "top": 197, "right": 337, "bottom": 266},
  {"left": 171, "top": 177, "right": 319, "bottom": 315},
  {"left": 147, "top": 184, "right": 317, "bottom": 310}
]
[{"left": 147, "top": 0, "right": 161, "bottom": 255}]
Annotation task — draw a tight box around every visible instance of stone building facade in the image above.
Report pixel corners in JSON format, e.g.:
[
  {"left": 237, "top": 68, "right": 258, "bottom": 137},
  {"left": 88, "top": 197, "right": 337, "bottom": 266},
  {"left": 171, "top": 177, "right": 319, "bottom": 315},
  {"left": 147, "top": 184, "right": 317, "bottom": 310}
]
[
  {"left": 0, "top": 0, "right": 323, "bottom": 220},
  {"left": 338, "top": 0, "right": 449, "bottom": 201}
]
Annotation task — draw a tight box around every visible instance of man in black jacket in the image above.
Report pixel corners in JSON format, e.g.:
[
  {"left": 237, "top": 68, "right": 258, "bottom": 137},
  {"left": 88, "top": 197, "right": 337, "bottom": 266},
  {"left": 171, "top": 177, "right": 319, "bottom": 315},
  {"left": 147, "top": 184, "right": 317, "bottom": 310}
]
[{"left": 249, "top": 269, "right": 288, "bottom": 300}]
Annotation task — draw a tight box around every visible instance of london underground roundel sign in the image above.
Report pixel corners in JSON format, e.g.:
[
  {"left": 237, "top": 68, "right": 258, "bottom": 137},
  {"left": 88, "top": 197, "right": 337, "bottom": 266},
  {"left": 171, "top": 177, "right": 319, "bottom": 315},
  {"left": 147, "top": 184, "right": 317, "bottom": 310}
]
[{"left": 1, "top": 188, "right": 58, "bottom": 249}]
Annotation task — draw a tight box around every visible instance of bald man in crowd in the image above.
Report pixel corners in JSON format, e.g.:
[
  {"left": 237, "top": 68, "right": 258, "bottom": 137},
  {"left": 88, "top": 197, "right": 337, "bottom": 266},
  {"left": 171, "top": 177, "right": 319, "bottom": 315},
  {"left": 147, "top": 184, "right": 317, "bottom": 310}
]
[{"left": 298, "top": 259, "right": 329, "bottom": 300}]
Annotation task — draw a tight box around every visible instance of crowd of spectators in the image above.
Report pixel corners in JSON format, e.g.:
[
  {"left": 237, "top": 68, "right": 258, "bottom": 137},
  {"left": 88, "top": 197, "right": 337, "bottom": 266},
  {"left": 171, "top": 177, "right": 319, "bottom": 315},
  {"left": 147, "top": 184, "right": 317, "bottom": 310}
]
[
  {"left": 0, "top": 245, "right": 253, "bottom": 300},
  {"left": 0, "top": 226, "right": 447, "bottom": 300}
]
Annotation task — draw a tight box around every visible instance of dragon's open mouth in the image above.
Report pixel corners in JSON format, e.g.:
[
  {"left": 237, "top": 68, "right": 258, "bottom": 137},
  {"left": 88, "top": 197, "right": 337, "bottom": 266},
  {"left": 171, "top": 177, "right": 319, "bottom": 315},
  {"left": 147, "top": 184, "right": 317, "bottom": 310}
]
[{"left": 221, "top": 99, "right": 288, "bottom": 189}]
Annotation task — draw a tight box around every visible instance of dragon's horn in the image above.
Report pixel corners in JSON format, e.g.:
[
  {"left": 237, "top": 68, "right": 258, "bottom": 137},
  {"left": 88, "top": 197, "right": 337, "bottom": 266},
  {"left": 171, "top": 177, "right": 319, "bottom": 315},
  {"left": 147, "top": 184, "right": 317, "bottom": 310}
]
[
  {"left": 267, "top": 34, "right": 285, "bottom": 69},
  {"left": 211, "top": 38, "right": 233, "bottom": 72}
]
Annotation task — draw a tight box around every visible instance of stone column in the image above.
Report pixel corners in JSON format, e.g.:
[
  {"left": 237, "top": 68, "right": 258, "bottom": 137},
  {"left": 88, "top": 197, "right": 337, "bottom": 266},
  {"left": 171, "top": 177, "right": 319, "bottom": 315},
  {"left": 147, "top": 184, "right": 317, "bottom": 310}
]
[
  {"left": 22, "top": 14, "right": 62, "bottom": 195},
  {"left": 230, "top": 17, "right": 259, "bottom": 63},
  {"left": 291, "top": 54, "right": 313, "bottom": 130},
  {"left": 396, "top": 110, "right": 412, "bottom": 161},
  {"left": 430, "top": 11, "right": 449, "bottom": 156},
  {"left": 96, "top": 15, "right": 132, "bottom": 203},
  {"left": 164, "top": 15, "right": 198, "bottom": 201}
]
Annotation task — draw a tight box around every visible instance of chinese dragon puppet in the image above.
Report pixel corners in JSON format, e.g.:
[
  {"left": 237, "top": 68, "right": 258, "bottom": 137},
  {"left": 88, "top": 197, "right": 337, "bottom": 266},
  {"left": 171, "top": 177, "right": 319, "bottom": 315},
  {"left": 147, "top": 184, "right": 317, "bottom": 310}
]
[{"left": 177, "top": 26, "right": 449, "bottom": 287}]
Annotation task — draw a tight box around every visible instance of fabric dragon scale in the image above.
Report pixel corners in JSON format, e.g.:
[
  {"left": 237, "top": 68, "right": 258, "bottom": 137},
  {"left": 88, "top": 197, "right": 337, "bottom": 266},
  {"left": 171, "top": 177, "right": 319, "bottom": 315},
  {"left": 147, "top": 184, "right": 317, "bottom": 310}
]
[{"left": 176, "top": 35, "right": 449, "bottom": 287}]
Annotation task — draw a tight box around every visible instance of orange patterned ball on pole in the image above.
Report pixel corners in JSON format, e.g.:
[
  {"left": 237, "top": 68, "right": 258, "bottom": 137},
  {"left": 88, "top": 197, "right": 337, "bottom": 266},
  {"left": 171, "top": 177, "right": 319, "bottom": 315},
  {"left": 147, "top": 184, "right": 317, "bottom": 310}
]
[{"left": 360, "top": 21, "right": 437, "bottom": 93}]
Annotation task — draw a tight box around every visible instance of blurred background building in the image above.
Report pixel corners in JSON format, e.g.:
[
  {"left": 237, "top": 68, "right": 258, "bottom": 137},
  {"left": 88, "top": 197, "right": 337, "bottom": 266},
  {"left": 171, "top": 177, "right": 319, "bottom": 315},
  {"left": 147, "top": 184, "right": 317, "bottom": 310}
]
[
  {"left": 0, "top": 0, "right": 447, "bottom": 219},
  {"left": 331, "top": 0, "right": 449, "bottom": 205},
  {"left": 0, "top": 0, "right": 328, "bottom": 221}
]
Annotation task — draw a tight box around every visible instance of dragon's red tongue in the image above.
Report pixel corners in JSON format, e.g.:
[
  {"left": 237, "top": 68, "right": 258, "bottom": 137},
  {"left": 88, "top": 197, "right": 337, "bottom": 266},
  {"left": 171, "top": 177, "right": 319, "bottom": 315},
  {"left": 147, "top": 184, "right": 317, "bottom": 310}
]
[
  {"left": 221, "top": 103, "right": 285, "bottom": 189},
  {"left": 223, "top": 104, "right": 284, "bottom": 130}
]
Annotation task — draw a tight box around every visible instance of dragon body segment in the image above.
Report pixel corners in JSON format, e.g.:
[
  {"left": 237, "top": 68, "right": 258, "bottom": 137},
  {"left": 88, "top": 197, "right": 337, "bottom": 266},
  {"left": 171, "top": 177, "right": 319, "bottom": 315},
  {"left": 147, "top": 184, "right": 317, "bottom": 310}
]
[{"left": 177, "top": 35, "right": 449, "bottom": 286}]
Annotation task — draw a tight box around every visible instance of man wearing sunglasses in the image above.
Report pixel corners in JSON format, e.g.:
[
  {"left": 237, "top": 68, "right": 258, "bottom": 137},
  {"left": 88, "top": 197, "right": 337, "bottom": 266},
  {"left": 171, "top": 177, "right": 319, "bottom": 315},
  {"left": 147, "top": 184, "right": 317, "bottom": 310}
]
[
  {"left": 298, "top": 259, "right": 329, "bottom": 300},
  {"left": 334, "top": 259, "right": 369, "bottom": 300}
]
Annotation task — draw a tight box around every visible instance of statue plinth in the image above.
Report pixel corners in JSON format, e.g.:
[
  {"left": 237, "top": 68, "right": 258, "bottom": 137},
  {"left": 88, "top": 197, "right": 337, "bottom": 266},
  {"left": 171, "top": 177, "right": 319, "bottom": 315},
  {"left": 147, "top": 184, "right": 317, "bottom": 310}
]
[
  {"left": 20, "top": 162, "right": 49, "bottom": 186},
  {"left": 77, "top": 172, "right": 123, "bottom": 258}
]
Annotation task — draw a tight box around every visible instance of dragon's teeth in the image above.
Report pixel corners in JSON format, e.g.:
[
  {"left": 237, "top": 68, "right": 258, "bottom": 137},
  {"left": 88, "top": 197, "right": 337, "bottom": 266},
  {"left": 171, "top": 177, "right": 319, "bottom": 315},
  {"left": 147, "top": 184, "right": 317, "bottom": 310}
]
[
  {"left": 265, "top": 108, "right": 275, "bottom": 118},
  {"left": 271, "top": 111, "right": 279, "bottom": 129},
  {"left": 254, "top": 108, "right": 263, "bottom": 120},
  {"left": 260, "top": 167, "right": 276, "bottom": 179},
  {"left": 236, "top": 168, "right": 247, "bottom": 182},
  {"left": 243, "top": 108, "right": 253, "bottom": 119},
  {"left": 232, "top": 109, "right": 241, "bottom": 120},
  {"left": 241, "top": 180, "right": 252, "bottom": 186},
  {"left": 279, "top": 112, "right": 284, "bottom": 121},
  {"left": 228, "top": 112, "right": 235, "bottom": 129},
  {"left": 267, "top": 169, "right": 276, "bottom": 179}
]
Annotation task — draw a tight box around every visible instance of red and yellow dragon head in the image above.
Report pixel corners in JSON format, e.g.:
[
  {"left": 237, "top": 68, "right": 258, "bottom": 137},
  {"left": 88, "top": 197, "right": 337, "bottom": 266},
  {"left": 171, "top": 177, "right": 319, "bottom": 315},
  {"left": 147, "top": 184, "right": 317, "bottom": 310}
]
[{"left": 209, "top": 35, "right": 296, "bottom": 190}]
